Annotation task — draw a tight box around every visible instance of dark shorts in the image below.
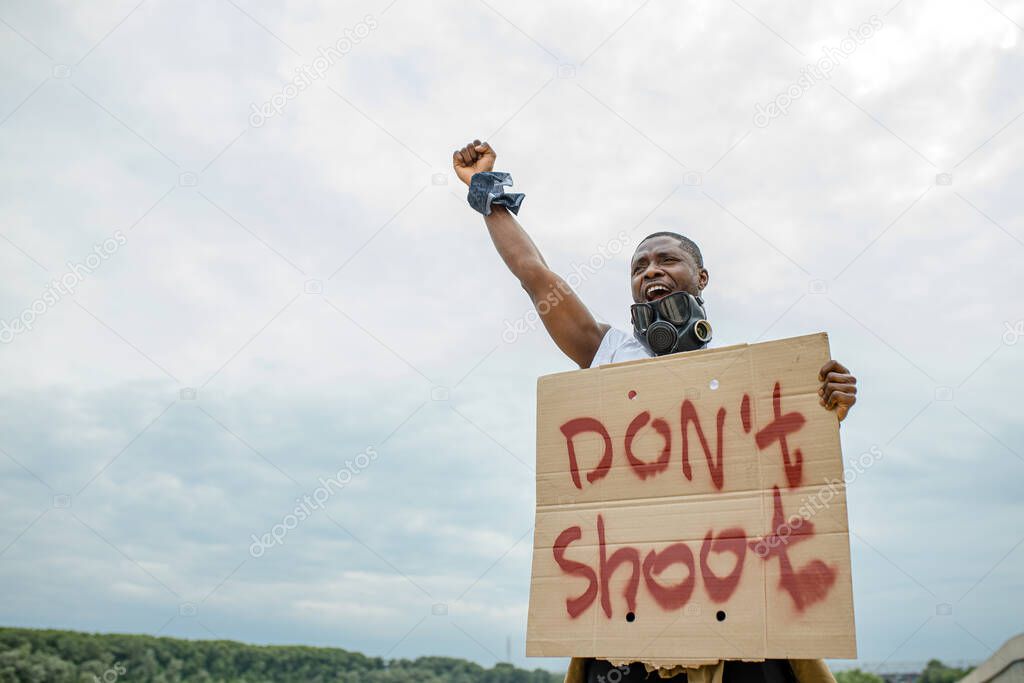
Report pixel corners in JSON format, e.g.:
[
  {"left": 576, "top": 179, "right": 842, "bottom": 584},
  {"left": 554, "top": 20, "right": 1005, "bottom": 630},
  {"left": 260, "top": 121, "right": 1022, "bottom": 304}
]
[{"left": 585, "top": 658, "right": 798, "bottom": 683}]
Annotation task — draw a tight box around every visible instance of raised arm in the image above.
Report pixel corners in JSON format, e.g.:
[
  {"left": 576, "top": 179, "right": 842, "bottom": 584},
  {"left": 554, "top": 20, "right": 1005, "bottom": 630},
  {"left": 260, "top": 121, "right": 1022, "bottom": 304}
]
[{"left": 453, "top": 139, "right": 608, "bottom": 368}]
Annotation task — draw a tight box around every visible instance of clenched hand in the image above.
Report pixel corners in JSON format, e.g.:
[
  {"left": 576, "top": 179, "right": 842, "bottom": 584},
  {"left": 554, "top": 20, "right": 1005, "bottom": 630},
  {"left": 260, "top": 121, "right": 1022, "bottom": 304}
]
[
  {"left": 819, "top": 360, "right": 857, "bottom": 422},
  {"left": 453, "top": 139, "right": 496, "bottom": 186}
]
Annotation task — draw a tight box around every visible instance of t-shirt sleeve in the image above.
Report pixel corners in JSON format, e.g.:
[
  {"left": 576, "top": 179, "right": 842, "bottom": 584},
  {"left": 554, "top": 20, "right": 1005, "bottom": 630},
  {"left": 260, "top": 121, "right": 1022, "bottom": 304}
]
[{"left": 590, "top": 327, "right": 631, "bottom": 368}]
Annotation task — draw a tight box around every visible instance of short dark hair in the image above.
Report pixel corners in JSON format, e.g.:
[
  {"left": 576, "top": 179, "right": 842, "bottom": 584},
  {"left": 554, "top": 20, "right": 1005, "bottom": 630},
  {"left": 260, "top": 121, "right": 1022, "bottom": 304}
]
[{"left": 639, "top": 231, "right": 704, "bottom": 268}]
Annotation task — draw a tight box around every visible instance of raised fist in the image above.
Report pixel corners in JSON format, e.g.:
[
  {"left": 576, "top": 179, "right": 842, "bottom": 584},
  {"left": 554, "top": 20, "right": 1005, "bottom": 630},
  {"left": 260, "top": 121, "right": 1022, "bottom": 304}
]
[{"left": 452, "top": 139, "right": 496, "bottom": 186}]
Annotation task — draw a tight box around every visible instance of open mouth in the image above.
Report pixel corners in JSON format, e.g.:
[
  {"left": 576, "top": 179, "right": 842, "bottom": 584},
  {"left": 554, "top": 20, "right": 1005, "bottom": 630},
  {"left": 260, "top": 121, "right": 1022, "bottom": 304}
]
[{"left": 643, "top": 282, "right": 673, "bottom": 302}]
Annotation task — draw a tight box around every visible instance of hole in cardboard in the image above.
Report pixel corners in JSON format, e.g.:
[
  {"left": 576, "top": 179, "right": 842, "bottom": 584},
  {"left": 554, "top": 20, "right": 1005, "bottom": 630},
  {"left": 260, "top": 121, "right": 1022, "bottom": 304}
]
[
  {"left": 626, "top": 612, "right": 636, "bottom": 623},
  {"left": 716, "top": 610, "right": 726, "bottom": 622},
  {"left": 709, "top": 379, "right": 719, "bottom": 390}
]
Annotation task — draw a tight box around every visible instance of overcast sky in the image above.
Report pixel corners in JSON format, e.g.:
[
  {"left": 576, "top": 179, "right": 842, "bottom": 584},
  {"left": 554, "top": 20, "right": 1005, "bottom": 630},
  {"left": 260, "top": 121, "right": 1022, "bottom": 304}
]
[{"left": 1, "top": 0, "right": 1022, "bottom": 674}]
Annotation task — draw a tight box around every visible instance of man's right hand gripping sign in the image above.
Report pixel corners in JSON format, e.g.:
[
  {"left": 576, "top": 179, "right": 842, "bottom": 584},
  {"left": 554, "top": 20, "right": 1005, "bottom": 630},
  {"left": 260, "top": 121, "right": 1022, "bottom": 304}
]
[{"left": 454, "top": 139, "right": 859, "bottom": 680}]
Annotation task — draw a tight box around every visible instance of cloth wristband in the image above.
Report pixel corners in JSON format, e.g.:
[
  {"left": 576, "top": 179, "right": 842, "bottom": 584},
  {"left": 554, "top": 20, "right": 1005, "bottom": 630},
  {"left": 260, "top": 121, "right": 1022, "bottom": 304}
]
[{"left": 467, "top": 171, "right": 525, "bottom": 216}]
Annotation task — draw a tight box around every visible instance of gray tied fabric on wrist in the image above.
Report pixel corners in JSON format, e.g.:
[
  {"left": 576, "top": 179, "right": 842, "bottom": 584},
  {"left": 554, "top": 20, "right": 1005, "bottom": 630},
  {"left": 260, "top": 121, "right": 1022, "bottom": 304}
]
[{"left": 467, "top": 171, "right": 525, "bottom": 216}]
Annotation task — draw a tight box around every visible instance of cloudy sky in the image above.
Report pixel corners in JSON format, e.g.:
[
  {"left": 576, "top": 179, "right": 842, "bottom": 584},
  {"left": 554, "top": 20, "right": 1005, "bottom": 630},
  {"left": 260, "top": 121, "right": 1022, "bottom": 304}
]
[{"left": 1, "top": 0, "right": 1022, "bottom": 674}]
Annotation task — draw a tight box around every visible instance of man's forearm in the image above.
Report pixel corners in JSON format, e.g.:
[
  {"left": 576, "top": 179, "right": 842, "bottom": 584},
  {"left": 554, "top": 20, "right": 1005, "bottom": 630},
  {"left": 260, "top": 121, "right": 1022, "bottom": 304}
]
[
  {"left": 483, "top": 205, "right": 550, "bottom": 291},
  {"left": 453, "top": 138, "right": 608, "bottom": 368}
]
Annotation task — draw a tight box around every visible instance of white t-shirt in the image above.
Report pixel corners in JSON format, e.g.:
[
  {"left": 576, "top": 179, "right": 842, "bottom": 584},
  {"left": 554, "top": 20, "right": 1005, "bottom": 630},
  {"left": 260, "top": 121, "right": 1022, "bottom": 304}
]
[{"left": 589, "top": 326, "right": 653, "bottom": 367}]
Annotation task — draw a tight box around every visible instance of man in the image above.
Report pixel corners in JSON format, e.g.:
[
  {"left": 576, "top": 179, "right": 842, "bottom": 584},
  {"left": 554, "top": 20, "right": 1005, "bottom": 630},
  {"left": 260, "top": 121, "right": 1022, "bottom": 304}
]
[{"left": 452, "top": 139, "right": 858, "bottom": 682}]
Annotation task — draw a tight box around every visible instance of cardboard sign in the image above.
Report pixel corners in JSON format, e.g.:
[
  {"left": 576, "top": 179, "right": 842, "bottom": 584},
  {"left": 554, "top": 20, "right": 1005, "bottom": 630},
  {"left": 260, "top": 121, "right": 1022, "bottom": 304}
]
[{"left": 526, "top": 333, "right": 856, "bottom": 663}]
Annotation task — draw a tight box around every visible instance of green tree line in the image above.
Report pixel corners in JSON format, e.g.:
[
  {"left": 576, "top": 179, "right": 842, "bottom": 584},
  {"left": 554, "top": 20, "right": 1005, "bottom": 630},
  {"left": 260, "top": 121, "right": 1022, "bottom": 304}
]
[
  {"left": 1, "top": 626, "right": 977, "bottom": 683},
  {"left": 835, "top": 660, "right": 975, "bottom": 683},
  {"left": 0, "top": 627, "right": 561, "bottom": 683}
]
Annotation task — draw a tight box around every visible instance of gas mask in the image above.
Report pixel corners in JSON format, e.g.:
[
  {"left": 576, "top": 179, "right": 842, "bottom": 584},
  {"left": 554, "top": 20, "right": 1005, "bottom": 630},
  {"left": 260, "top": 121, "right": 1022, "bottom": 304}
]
[{"left": 630, "top": 291, "right": 712, "bottom": 356}]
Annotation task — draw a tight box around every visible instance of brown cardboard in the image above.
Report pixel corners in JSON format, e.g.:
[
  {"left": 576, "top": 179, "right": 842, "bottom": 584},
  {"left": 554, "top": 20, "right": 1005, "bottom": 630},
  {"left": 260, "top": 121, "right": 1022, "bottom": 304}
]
[{"left": 526, "top": 333, "right": 857, "bottom": 662}]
